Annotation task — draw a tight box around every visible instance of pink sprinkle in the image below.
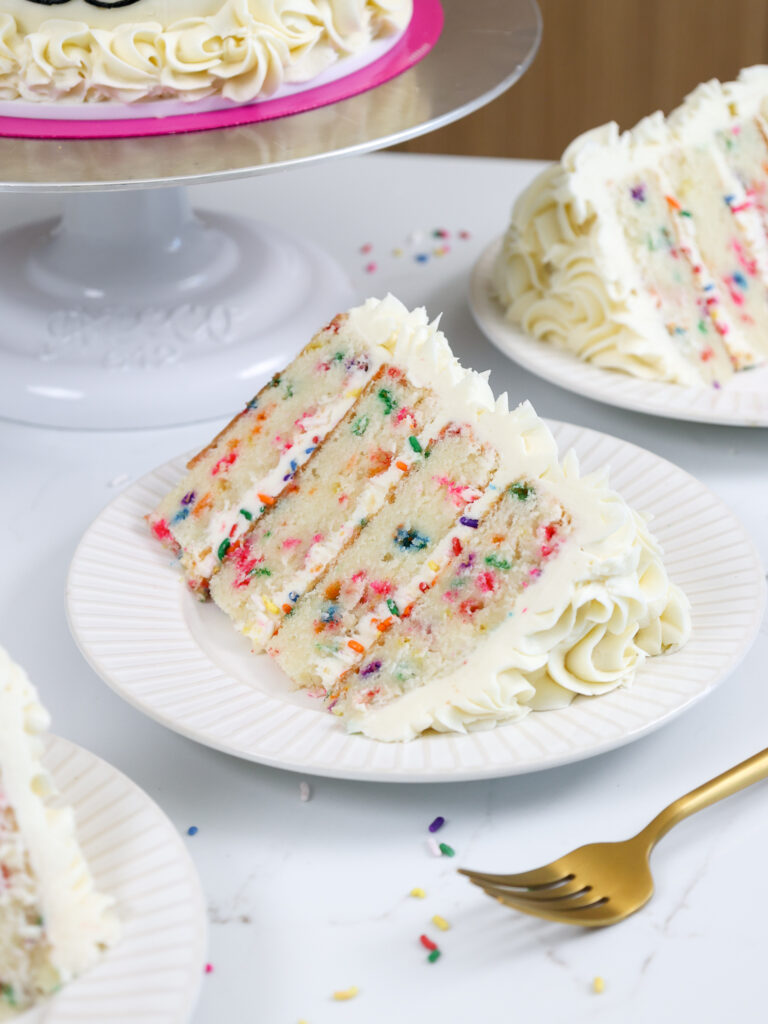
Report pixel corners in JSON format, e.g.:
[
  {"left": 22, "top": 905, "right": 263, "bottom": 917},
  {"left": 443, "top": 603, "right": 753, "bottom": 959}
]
[
  {"left": 283, "top": 537, "right": 301, "bottom": 549},
  {"left": 311, "top": 533, "right": 324, "bottom": 544},
  {"left": 205, "top": 964, "right": 214, "bottom": 974},
  {"left": 360, "top": 243, "right": 373, "bottom": 254},
  {"left": 427, "top": 837, "right": 442, "bottom": 857},
  {"left": 477, "top": 571, "right": 496, "bottom": 593},
  {"left": 370, "top": 579, "right": 393, "bottom": 595},
  {"left": 459, "top": 230, "right": 471, "bottom": 240},
  {"left": 529, "top": 567, "right": 542, "bottom": 578},
  {"left": 365, "top": 261, "right": 378, "bottom": 273}
]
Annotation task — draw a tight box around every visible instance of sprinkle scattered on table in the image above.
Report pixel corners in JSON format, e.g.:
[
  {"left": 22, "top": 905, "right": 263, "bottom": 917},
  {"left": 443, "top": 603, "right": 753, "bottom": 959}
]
[
  {"left": 427, "top": 949, "right": 442, "bottom": 963},
  {"left": 427, "top": 836, "right": 442, "bottom": 857},
  {"left": 365, "top": 261, "right": 378, "bottom": 274},
  {"left": 332, "top": 986, "right": 359, "bottom": 1002},
  {"left": 438, "top": 842, "right": 455, "bottom": 858},
  {"left": 592, "top": 976, "right": 605, "bottom": 994},
  {"left": 360, "top": 243, "right": 373, "bottom": 254},
  {"left": 358, "top": 226, "right": 472, "bottom": 273},
  {"left": 299, "top": 781, "right": 312, "bottom": 802},
  {"left": 204, "top": 963, "right": 214, "bottom": 974},
  {"left": 410, "top": 887, "right": 426, "bottom": 899},
  {"left": 428, "top": 815, "right": 445, "bottom": 833},
  {"left": 431, "top": 915, "right": 450, "bottom": 931},
  {"left": 419, "top": 934, "right": 437, "bottom": 951},
  {"left": 186, "top": 825, "right": 198, "bottom": 836}
]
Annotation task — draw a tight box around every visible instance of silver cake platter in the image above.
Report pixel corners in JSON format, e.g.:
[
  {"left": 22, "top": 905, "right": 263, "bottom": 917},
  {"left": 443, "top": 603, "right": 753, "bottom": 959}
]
[{"left": 0, "top": 0, "right": 541, "bottom": 427}]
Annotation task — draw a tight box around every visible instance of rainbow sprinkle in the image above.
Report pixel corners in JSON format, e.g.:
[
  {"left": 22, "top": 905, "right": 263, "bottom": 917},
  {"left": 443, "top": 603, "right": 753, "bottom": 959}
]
[
  {"left": 410, "top": 887, "right": 426, "bottom": 899},
  {"left": 428, "top": 816, "right": 445, "bottom": 833},
  {"left": 332, "top": 986, "right": 359, "bottom": 1001},
  {"left": 186, "top": 826, "right": 198, "bottom": 836},
  {"left": 428, "top": 949, "right": 442, "bottom": 963},
  {"left": 438, "top": 843, "right": 455, "bottom": 858},
  {"left": 432, "top": 915, "right": 450, "bottom": 931}
]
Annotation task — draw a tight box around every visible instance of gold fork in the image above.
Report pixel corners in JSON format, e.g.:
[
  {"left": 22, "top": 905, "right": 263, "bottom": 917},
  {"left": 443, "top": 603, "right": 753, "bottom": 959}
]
[{"left": 459, "top": 746, "right": 768, "bottom": 927}]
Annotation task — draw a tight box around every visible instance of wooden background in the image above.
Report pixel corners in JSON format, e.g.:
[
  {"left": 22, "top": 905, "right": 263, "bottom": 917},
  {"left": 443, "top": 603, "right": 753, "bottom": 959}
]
[{"left": 397, "top": 0, "right": 768, "bottom": 160}]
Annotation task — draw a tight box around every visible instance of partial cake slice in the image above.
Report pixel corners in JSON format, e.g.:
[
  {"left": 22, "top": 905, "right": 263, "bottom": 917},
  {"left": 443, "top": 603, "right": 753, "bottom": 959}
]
[
  {"left": 149, "top": 295, "right": 691, "bottom": 741},
  {"left": 494, "top": 67, "right": 768, "bottom": 387},
  {"left": 0, "top": 648, "right": 119, "bottom": 1016}
]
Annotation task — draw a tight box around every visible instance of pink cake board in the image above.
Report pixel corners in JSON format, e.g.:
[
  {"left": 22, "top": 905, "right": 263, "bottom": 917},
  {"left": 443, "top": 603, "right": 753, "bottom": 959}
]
[{"left": 0, "top": 0, "right": 443, "bottom": 140}]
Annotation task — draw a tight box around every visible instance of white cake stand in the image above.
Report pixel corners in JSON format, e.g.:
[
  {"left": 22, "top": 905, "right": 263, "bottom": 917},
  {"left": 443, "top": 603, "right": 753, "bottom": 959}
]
[{"left": 0, "top": 0, "right": 541, "bottom": 429}]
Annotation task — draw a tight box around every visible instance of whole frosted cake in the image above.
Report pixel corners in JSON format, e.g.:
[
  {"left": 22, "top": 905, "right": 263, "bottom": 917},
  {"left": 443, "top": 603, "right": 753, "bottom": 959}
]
[
  {"left": 494, "top": 67, "right": 768, "bottom": 387},
  {"left": 148, "top": 296, "right": 690, "bottom": 741},
  {"left": 0, "top": 0, "right": 412, "bottom": 105},
  {"left": 0, "top": 647, "right": 119, "bottom": 1017}
]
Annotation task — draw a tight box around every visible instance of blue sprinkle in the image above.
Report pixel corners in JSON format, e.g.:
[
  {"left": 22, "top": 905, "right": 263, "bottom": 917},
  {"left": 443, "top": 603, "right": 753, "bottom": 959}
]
[
  {"left": 187, "top": 826, "right": 198, "bottom": 836},
  {"left": 724, "top": 194, "right": 735, "bottom": 206},
  {"left": 415, "top": 253, "right": 429, "bottom": 263},
  {"left": 320, "top": 604, "right": 339, "bottom": 624},
  {"left": 290, "top": 460, "right": 297, "bottom": 472},
  {"left": 704, "top": 283, "right": 714, "bottom": 291},
  {"left": 459, "top": 517, "right": 479, "bottom": 529},
  {"left": 732, "top": 271, "right": 748, "bottom": 289},
  {"left": 288, "top": 591, "right": 299, "bottom": 603},
  {"left": 171, "top": 507, "right": 190, "bottom": 525},
  {"left": 395, "top": 527, "right": 429, "bottom": 550},
  {"left": 246, "top": 397, "right": 259, "bottom": 410},
  {"left": 305, "top": 446, "right": 316, "bottom": 455}
]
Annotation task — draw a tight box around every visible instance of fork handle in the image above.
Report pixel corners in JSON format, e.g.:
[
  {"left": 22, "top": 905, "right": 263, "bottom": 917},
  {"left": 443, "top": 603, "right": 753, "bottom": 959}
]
[{"left": 639, "top": 746, "right": 768, "bottom": 848}]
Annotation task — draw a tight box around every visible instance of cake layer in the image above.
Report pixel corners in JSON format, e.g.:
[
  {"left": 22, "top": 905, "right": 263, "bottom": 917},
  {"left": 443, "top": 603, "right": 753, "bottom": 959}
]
[
  {"left": 268, "top": 423, "right": 499, "bottom": 688},
  {"left": 209, "top": 365, "right": 438, "bottom": 647},
  {"left": 0, "top": 0, "right": 411, "bottom": 104},
  {"left": 331, "top": 478, "right": 570, "bottom": 716},
  {"left": 494, "top": 68, "right": 768, "bottom": 388},
  {"left": 149, "top": 314, "right": 385, "bottom": 593}
]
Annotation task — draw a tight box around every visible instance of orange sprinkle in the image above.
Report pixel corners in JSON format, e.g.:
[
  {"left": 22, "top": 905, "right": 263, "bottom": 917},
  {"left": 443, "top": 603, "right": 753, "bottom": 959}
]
[
  {"left": 492, "top": 534, "right": 505, "bottom": 544},
  {"left": 192, "top": 492, "right": 212, "bottom": 517},
  {"left": 401, "top": 603, "right": 414, "bottom": 619},
  {"left": 396, "top": 461, "right": 408, "bottom": 472},
  {"left": 258, "top": 493, "right": 276, "bottom": 506},
  {"left": 665, "top": 194, "right": 681, "bottom": 211},
  {"left": 377, "top": 618, "right": 394, "bottom": 633},
  {"left": 282, "top": 604, "right": 292, "bottom": 614},
  {"left": 348, "top": 640, "right": 365, "bottom": 654}
]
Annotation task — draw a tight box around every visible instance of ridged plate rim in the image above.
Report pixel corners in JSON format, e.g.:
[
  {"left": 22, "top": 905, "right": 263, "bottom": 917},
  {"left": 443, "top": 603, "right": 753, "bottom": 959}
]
[
  {"left": 66, "top": 426, "right": 766, "bottom": 783},
  {"left": 24, "top": 737, "right": 207, "bottom": 1023},
  {"left": 470, "top": 238, "right": 768, "bottom": 428}
]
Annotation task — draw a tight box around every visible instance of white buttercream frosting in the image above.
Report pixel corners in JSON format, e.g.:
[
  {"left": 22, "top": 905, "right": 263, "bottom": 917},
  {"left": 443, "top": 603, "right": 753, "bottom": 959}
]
[
  {"left": 493, "top": 67, "right": 768, "bottom": 387},
  {"left": 0, "top": 0, "right": 411, "bottom": 104},
  {"left": 0, "top": 647, "right": 119, "bottom": 989},
  {"left": 327, "top": 296, "right": 691, "bottom": 742}
]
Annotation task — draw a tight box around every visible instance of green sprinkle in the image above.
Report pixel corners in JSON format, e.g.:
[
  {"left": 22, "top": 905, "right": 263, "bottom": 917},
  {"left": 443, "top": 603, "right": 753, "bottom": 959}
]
[
  {"left": 439, "top": 842, "right": 455, "bottom": 857},
  {"left": 679, "top": 209, "right": 692, "bottom": 218},
  {"left": 250, "top": 567, "right": 272, "bottom": 577},
  {"left": 485, "top": 554, "right": 511, "bottom": 570},
  {"left": 239, "top": 508, "right": 253, "bottom": 521},
  {"left": 698, "top": 319, "right": 708, "bottom": 334},
  {"left": 352, "top": 414, "right": 369, "bottom": 436},
  {"left": 424, "top": 450, "right": 431, "bottom": 459},
  {"left": 265, "top": 530, "right": 271, "bottom": 537},
  {"left": 378, "top": 388, "right": 397, "bottom": 414},
  {"left": 269, "top": 374, "right": 281, "bottom": 388},
  {"left": 2, "top": 985, "right": 16, "bottom": 1007},
  {"left": 427, "top": 950, "right": 442, "bottom": 963},
  {"left": 217, "top": 538, "right": 231, "bottom": 561},
  {"left": 508, "top": 482, "right": 532, "bottom": 501},
  {"left": 259, "top": 506, "right": 266, "bottom": 515},
  {"left": 333, "top": 351, "right": 344, "bottom": 362},
  {"left": 387, "top": 598, "right": 400, "bottom": 617},
  {"left": 283, "top": 381, "right": 294, "bottom": 398},
  {"left": 359, "top": 517, "right": 369, "bottom": 528},
  {"left": 409, "top": 436, "right": 422, "bottom": 453}
]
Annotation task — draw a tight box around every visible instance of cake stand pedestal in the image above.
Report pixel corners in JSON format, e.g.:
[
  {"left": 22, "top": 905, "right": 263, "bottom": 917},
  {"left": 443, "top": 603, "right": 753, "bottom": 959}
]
[
  {"left": 0, "top": 0, "right": 541, "bottom": 428},
  {"left": 1, "top": 187, "right": 355, "bottom": 428}
]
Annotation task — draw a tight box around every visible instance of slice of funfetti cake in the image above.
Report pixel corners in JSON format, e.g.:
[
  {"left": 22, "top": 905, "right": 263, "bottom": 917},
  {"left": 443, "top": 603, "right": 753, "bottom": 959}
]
[
  {"left": 0, "top": 648, "right": 119, "bottom": 1016},
  {"left": 149, "top": 295, "right": 691, "bottom": 741}
]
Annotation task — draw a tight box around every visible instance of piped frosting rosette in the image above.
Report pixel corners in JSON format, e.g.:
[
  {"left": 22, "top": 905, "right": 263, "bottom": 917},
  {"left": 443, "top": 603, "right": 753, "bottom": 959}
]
[{"left": 0, "top": 0, "right": 411, "bottom": 103}]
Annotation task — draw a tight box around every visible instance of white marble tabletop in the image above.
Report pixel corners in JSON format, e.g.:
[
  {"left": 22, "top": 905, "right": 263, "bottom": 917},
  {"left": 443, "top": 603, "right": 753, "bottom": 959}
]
[{"left": 1, "top": 153, "right": 767, "bottom": 1024}]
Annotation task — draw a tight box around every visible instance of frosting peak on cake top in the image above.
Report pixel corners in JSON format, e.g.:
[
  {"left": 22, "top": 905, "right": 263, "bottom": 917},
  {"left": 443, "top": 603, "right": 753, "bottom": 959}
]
[{"left": 0, "top": 0, "right": 412, "bottom": 103}]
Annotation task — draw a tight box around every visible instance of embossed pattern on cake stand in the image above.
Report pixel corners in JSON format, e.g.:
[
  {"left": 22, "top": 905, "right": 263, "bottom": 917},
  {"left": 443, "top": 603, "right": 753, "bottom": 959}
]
[{"left": 0, "top": 0, "right": 541, "bottom": 428}]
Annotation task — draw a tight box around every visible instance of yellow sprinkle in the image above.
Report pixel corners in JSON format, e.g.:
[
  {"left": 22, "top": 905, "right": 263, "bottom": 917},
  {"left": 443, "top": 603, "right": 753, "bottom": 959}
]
[
  {"left": 432, "top": 914, "right": 450, "bottom": 931},
  {"left": 345, "top": 388, "right": 361, "bottom": 399},
  {"left": 263, "top": 598, "right": 280, "bottom": 616},
  {"left": 410, "top": 887, "right": 426, "bottom": 899},
  {"left": 333, "top": 986, "right": 359, "bottom": 1001},
  {"left": 392, "top": 247, "right": 404, "bottom": 257},
  {"left": 428, "top": 560, "right": 440, "bottom": 572},
  {"left": 592, "top": 976, "right": 605, "bottom": 994}
]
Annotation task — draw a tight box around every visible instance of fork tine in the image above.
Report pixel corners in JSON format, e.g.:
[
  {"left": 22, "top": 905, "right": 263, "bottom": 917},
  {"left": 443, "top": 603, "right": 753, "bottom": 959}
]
[
  {"left": 475, "top": 880, "right": 599, "bottom": 909},
  {"left": 462, "top": 872, "right": 586, "bottom": 899},
  {"left": 490, "top": 891, "right": 622, "bottom": 928},
  {"left": 458, "top": 863, "right": 571, "bottom": 889}
]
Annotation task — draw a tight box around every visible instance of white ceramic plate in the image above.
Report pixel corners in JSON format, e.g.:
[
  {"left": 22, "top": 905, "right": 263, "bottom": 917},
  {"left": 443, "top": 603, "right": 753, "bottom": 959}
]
[
  {"left": 470, "top": 239, "right": 768, "bottom": 428},
  {"left": 66, "top": 428, "right": 765, "bottom": 783},
  {"left": 23, "top": 737, "right": 207, "bottom": 1024}
]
